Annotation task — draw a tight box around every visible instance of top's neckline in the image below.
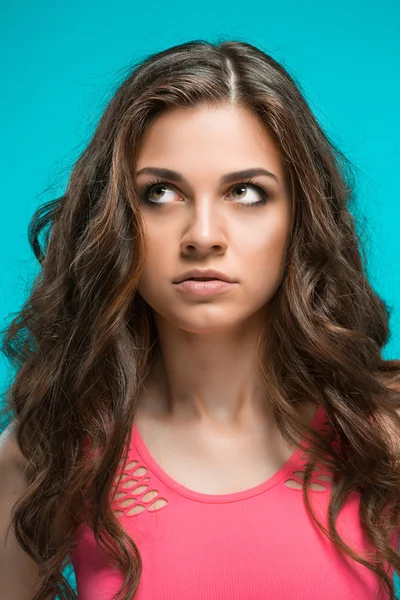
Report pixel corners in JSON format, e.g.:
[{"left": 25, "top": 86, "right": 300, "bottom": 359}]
[{"left": 131, "top": 404, "right": 326, "bottom": 504}]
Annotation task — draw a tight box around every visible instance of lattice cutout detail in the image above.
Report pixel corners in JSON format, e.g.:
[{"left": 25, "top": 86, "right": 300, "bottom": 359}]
[
  {"left": 111, "top": 459, "right": 168, "bottom": 517},
  {"left": 284, "top": 414, "right": 334, "bottom": 492},
  {"left": 284, "top": 468, "right": 332, "bottom": 491}
]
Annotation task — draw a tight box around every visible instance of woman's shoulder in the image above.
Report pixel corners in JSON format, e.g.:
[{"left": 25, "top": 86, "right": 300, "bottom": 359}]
[
  {"left": 0, "top": 422, "right": 47, "bottom": 599},
  {"left": 0, "top": 420, "right": 28, "bottom": 474},
  {"left": 377, "top": 405, "right": 400, "bottom": 458}
]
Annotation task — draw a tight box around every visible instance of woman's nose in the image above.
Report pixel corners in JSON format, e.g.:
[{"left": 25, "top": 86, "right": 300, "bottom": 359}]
[{"left": 179, "top": 200, "right": 228, "bottom": 256}]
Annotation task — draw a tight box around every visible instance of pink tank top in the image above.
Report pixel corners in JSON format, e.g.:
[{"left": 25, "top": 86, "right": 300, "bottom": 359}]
[{"left": 70, "top": 405, "right": 397, "bottom": 599}]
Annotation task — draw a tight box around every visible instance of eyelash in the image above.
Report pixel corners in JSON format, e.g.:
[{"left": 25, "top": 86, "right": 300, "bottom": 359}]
[{"left": 139, "top": 177, "right": 270, "bottom": 208}]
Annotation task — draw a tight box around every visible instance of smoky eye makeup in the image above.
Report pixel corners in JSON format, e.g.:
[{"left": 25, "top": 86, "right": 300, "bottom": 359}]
[{"left": 137, "top": 177, "right": 272, "bottom": 209}]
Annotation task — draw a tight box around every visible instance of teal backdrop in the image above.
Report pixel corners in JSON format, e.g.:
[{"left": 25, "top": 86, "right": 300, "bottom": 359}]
[{"left": 1, "top": 0, "right": 399, "bottom": 596}]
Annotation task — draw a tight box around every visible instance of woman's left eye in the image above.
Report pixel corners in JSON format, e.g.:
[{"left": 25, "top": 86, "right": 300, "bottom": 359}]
[
  {"left": 230, "top": 183, "right": 269, "bottom": 207},
  {"left": 139, "top": 179, "right": 269, "bottom": 207}
]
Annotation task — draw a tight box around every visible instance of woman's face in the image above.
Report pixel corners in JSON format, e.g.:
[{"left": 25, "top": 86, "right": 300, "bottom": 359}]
[{"left": 135, "top": 103, "right": 292, "bottom": 334}]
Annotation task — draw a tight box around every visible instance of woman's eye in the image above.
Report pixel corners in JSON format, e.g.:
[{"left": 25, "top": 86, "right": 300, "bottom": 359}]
[
  {"left": 230, "top": 184, "right": 264, "bottom": 205},
  {"left": 140, "top": 181, "right": 268, "bottom": 207},
  {"left": 145, "top": 184, "right": 176, "bottom": 204}
]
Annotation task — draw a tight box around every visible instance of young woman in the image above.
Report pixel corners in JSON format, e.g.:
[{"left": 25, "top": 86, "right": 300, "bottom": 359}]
[{"left": 1, "top": 39, "right": 400, "bottom": 600}]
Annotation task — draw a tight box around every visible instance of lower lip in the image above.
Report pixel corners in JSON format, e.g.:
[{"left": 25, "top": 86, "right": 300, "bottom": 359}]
[{"left": 174, "top": 280, "right": 236, "bottom": 295}]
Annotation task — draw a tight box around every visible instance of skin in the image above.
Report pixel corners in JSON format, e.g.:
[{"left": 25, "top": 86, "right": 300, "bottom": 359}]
[{"left": 133, "top": 103, "right": 315, "bottom": 492}]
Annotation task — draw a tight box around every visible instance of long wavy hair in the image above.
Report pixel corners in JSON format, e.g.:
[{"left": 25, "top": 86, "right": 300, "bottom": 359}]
[{"left": 1, "top": 38, "right": 400, "bottom": 600}]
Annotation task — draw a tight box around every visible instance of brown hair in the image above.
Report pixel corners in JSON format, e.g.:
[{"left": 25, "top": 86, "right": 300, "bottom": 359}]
[{"left": 1, "top": 38, "right": 400, "bottom": 600}]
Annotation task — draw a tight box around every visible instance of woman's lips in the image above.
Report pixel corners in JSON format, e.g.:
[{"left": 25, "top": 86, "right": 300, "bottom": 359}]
[{"left": 173, "top": 279, "right": 236, "bottom": 296}]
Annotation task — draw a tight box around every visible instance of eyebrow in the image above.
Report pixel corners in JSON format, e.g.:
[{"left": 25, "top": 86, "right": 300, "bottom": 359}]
[{"left": 135, "top": 166, "right": 279, "bottom": 185}]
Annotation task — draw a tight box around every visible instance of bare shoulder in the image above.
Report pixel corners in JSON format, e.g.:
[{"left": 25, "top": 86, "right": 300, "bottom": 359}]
[
  {"left": 0, "top": 420, "right": 29, "bottom": 540},
  {"left": 0, "top": 421, "right": 45, "bottom": 600},
  {"left": 0, "top": 421, "right": 27, "bottom": 471}
]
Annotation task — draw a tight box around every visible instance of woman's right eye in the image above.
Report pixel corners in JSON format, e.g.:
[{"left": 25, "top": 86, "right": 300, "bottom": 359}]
[{"left": 141, "top": 182, "right": 176, "bottom": 206}]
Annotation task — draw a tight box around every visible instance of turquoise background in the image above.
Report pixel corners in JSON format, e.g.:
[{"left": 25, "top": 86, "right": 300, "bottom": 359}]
[{"left": 1, "top": 0, "right": 399, "bottom": 596}]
